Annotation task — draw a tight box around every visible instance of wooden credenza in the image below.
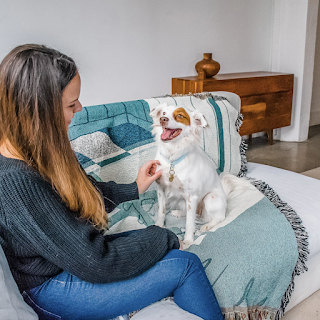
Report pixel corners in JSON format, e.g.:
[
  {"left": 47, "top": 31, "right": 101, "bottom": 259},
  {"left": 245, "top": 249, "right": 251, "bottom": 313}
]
[{"left": 172, "top": 71, "right": 294, "bottom": 144}]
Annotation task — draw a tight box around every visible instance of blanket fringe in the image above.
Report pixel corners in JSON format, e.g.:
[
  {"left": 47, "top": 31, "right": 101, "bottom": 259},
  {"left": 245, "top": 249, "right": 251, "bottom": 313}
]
[
  {"left": 234, "top": 112, "right": 248, "bottom": 178},
  {"left": 249, "top": 179, "right": 309, "bottom": 319},
  {"left": 238, "top": 138, "right": 248, "bottom": 178},
  {"left": 154, "top": 92, "right": 229, "bottom": 101},
  {"left": 222, "top": 305, "right": 278, "bottom": 320}
]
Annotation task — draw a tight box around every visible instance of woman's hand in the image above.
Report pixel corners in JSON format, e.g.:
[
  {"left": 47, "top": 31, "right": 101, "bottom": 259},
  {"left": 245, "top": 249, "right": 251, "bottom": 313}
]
[{"left": 136, "top": 160, "right": 162, "bottom": 194}]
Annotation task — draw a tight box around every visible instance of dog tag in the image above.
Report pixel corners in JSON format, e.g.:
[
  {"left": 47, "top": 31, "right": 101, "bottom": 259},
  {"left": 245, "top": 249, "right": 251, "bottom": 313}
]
[{"left": 169, "top": 164, "right": 175, "bottom": 182}]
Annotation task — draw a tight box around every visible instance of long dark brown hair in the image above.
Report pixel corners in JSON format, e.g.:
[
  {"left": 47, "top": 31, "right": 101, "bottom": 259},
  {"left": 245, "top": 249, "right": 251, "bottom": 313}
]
[{"left": 0, "top": 44, "right": 107, "bottom": 229}]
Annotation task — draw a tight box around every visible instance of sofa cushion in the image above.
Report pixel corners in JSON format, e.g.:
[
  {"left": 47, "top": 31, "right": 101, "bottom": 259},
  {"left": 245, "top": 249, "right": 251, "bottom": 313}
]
[
  {"left": 130, "top": 300, "right": 201, "bottom": 320},
  {"left": 0, "top": 245, "right": 38, "bottom": 320}
]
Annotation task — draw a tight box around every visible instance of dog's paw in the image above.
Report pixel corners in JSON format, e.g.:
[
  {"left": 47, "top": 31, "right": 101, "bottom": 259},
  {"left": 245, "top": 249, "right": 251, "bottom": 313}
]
[
  {"left": 200, "top": 224, "right": 213, "bottom": 233},
  {"left": 181, "top": 241, "right": 192, "bottom": 250},
  {"left": 182, "top": 237, "right": 194, "bottom": 249},
  {"left": 170, "top": 210, "right": 185, "bottom": 217}
]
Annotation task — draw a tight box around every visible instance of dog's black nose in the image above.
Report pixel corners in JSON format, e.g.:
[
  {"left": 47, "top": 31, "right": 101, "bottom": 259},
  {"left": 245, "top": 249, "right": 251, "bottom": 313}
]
[{"left": 160, "top": 117, "right": 169, "bottom": 126}]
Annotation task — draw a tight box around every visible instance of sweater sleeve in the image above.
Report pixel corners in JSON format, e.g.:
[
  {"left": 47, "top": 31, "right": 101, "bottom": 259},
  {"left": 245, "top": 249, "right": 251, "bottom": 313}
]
[
  {"left": 1, "top": 171, "right": 180, "bottom": 284},
  {"left": 86, "top": 174, "right": 139, "bottom": 212}
]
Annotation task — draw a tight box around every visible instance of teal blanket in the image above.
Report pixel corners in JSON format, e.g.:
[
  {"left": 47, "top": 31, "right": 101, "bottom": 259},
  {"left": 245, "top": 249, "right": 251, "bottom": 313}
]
[{"left": 69, "top": 94, "right": 307, "bottom": 320}]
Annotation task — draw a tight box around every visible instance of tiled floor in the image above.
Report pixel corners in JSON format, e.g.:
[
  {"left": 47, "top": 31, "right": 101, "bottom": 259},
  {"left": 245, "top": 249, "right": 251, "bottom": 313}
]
[
  {"left": 301, "top": 166, "right": 320, "bottom": 180},
  {"left": 282, "top": 289, "right": 320, "bottom": 320},
  {"left": 245, "top": 124, "right": 320, "bottom": 173}
]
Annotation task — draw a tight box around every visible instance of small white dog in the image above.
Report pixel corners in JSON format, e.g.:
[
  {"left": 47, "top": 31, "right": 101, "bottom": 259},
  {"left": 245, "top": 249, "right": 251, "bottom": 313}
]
[{"left": 150, "top": 103, "right": 248, "bottom": 246}]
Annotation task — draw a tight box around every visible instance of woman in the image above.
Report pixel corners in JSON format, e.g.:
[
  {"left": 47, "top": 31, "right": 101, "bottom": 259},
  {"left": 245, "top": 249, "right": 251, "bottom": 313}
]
[{"left": 0, "top": 44, "right": 223, "bottom": 320}]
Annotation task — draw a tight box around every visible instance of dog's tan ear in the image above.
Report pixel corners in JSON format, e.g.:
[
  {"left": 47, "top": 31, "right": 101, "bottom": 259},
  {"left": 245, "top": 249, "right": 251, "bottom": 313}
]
[
  {"left": 150, "top": 103, "right": 167, "bottom": 118},
  {"left": 192, "top": 111, "right": 208, "bottom": 128}
]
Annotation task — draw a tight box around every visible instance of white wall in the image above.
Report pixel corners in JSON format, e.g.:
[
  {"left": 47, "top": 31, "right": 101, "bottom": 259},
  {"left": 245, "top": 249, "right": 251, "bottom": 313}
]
[
  {"left": 0, "top": 0, "right": 273, "bottom": 106},
  {"left": 272, "top": 0, "right": 319, "bottom": 141},
  {"left": 310, "top": 2, "right": 320, "bottom": 126}
]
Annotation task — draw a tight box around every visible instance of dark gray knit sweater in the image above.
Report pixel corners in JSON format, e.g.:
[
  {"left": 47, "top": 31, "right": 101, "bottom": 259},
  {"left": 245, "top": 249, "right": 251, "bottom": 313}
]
[{"left": 0, "top": 154, "right": 179, "bottom": 292}]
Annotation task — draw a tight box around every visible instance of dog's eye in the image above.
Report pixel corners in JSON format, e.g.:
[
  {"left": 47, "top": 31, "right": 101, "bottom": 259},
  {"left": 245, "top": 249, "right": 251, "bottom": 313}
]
[{"left": 177, "top": 114, "right": 184, "bottom": 118}]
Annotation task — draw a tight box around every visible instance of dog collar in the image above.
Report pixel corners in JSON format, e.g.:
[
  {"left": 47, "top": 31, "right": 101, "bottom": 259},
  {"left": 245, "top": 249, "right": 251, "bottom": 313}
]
[
  {"left": 160, "top": 153, "right": 188, "bottom": 182},
  {"left": 160, "top": 152, "right": 188, "bottom": 166}
]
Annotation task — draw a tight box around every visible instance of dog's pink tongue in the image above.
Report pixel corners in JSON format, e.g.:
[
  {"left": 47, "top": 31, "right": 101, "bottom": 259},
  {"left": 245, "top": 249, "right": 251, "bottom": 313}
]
[{"left": 161, "top": 128, "right": 175, "bottom": 140}]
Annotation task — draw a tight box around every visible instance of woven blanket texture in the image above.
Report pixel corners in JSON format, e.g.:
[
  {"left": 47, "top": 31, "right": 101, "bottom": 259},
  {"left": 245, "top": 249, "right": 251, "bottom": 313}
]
[{"left": 69, "top": 94, "right": 307, "bottom": 320}]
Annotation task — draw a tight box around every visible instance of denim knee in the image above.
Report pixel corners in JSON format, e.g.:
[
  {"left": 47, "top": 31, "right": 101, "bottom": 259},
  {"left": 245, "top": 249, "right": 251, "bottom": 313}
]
[{"left": 164, "top": 249, "right": 203, "bottom": 267}]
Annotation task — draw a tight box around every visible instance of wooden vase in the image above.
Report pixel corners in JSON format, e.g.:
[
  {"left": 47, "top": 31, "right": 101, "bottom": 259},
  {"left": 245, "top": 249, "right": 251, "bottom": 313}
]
[{"left": 195, "top": 53, "right": 220, "bottom": 79}]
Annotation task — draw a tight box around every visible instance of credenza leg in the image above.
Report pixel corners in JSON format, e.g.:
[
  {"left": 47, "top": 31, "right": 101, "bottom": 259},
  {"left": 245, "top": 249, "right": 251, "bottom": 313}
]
[{"left": 267, "top": 130, "right": 273, "bottom": 145}]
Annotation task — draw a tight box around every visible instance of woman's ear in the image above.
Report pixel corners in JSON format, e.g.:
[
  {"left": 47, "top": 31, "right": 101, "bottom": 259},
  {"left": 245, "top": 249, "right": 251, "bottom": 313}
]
[
  {"left": 192, "top": 111, "right": 208, "bottom": 128},
  {"left": 150, "top": 103, "right": 167, "bottom": 118}
]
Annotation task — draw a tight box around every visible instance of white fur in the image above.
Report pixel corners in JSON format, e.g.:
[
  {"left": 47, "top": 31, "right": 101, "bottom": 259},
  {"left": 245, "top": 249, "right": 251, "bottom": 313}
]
[{"left": 150, "top": 103, "right": 250, "bottom": 247}]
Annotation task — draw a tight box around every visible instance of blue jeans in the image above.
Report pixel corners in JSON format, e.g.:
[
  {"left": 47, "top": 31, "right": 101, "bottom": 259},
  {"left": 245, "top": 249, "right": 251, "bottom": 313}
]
[{"left": 22, "top": 249, "right": 223, "bottom": 320}]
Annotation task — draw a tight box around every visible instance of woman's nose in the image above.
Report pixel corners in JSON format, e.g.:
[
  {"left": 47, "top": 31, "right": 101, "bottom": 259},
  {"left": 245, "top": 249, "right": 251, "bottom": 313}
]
[{"left": 75, "top": 101, "right": 82, "bottom": 113}]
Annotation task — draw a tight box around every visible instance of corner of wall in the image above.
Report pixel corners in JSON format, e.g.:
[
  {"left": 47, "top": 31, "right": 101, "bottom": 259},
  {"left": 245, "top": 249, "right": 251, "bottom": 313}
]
[{"left": 271, "top": 0, "right": 319, "bottom": 142}]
